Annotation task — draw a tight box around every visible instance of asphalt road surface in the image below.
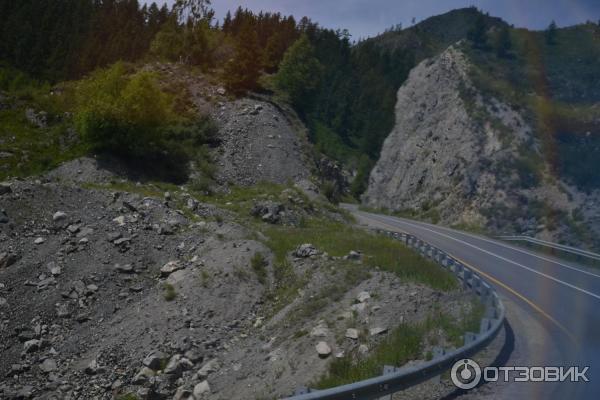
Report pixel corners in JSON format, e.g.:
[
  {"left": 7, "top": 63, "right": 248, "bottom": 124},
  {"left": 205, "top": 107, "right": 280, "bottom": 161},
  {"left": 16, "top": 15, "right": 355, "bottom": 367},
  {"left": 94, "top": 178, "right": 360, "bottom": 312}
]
[{"left": 345, "top": 205, "right": 600, "bottom": 400}]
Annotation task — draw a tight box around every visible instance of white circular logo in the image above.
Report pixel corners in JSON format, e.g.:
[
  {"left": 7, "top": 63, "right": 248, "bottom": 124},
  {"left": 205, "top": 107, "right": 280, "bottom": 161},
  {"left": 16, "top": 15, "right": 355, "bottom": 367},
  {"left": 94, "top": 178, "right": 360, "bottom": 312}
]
[{"left": 451, "top": 359, "right": 482, "bottom": 389}]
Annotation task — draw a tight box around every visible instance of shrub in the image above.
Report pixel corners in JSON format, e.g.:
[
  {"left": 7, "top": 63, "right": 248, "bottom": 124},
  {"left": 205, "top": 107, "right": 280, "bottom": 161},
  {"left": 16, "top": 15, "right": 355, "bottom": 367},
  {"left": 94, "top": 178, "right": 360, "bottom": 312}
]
[
  {"left": 322, "top": 180, "right": 341, "bottom": 204},
  {"left": 75, "top": 63, "right": 218, "bottom": 183},
  {"left": 250, "top": 252, "right": 268, "bottom": 284},
  {"left": 163, "top": 283, "right": 177, "bottom": 301},
  {"left": 76, "top": 63, "right": 176, "bottom": 158}
]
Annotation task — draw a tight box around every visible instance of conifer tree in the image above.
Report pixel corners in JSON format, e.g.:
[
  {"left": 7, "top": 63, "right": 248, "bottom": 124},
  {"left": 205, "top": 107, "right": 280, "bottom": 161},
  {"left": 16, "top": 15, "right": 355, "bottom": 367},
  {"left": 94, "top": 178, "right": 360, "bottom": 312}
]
[
  {"left": 493, "top": 26, "right": 511, "bottom": 58},
  {"left": 275, "top": 35, "right": 322, "bottom": 108},
  {"left": 546, "top": 20, "right": 558, "bottom": 45},
  {"left": 467, "top": 13, "right": 488, "bottom": 50},
  {"left": 223, "top": 22, "right": 262, "bottom": 93}
]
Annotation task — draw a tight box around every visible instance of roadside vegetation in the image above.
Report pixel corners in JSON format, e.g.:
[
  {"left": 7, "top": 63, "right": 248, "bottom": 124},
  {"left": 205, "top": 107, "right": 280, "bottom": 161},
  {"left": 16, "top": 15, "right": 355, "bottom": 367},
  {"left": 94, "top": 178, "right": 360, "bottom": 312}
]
[
  {"left": 462, "top": 18, "right": 600, "bottom": 192},
  {"left": 315, "top": 299, "right": 484, "bottom": 388},
  {"left": 262, "top": 218, "right": 457, "bottom": 291}
]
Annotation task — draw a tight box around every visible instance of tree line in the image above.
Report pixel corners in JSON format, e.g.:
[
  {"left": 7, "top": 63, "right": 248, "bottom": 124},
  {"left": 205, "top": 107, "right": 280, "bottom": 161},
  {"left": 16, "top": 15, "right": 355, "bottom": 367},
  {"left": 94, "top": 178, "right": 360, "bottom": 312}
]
[{"left": 0, "top": 0, "right": 417, "bottom": 195}]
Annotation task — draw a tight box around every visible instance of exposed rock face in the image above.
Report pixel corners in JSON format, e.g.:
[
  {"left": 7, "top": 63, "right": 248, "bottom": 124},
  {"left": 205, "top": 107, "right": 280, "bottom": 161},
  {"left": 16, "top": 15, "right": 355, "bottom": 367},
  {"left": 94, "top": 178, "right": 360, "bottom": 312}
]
[
  {"left": 211, "top": 98, "right": 311, "bottom": 186},
  {"left": 365, "top": 47, "right": 482, "bottom": 216},
  {"left": 364, "top": 46, "right": 600, "bottom": 247}
]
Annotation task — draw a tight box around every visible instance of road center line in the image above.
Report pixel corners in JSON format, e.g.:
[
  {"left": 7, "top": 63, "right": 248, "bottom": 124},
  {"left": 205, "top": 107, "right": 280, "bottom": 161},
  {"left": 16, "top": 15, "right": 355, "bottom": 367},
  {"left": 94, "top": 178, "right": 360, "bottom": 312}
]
[
  {"left": 366, "top": 212, "right": 600, "bottom": 301},
  {"left": 394, "top": 216, "right": 600, "bottom": 280}
]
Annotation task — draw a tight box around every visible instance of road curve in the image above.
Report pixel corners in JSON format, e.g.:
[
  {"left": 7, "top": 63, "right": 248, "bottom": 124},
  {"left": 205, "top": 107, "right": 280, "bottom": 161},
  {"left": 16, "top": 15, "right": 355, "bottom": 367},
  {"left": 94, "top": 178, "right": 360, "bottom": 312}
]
[{"left": 345, "top": 205, "right": 600, "bottom": 400}]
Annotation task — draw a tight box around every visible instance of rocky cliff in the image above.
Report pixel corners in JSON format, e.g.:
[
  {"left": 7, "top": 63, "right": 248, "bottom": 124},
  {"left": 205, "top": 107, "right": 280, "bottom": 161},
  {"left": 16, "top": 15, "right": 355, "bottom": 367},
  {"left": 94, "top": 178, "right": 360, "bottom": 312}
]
[{"left": 364, "top": 46, "right": 600, "bottom": 248}]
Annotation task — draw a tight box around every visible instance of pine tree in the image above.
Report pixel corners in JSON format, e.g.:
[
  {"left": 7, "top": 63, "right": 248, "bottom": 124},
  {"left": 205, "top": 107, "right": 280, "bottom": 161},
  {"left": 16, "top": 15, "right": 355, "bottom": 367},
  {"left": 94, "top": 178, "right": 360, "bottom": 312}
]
[
  {"left": 223, "top": 22, "right": 262, "bottom": 93},
  {"left": 275, "top": 35, "right": 322, "bottom": 108},
  {"left": 223, "top": 11, "right": 232, "bottom": 33},
  {"left": 493, "top": 26, "right": 511, "bottom": 58},
  {"left": 546, "top": 20, "right": 558, "bottom": 45},
  {"left": 467, "top": 14, "right": 488, "bottom": 50},
  {"left": 174, "top": 0, "right": 213, "bottom": 24}
]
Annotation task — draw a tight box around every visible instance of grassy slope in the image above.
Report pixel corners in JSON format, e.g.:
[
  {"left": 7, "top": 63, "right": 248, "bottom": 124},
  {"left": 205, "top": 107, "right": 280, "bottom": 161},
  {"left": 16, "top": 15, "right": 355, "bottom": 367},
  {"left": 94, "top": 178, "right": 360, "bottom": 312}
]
[
  {"left": 91, "top": 180, "right": 482, "bottom": 389},
  {"left": 0, "top": 65, "right": 85, "bottom": 180},
  {"left": 315, "top": 299, "right": 484, "bottom": 388}
]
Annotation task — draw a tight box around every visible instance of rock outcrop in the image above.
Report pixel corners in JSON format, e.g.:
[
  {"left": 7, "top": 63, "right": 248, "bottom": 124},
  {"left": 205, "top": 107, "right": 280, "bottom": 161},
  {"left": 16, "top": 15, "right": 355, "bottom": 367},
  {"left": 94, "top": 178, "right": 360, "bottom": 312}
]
[{"left": 364, "top": 46, "right": 600, "bottom": 247}]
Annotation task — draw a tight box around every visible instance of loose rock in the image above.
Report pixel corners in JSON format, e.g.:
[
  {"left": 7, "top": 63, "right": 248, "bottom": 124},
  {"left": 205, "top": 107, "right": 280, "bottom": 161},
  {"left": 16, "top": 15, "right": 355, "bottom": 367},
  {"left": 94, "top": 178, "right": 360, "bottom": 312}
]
[
  {"left": 161, "top": 261, "right": 183, "bottom": 277},
  {"left": 345, "top": 328, "right": 359, "bottom": 340},
  {"left": 193, "top": 381, "right": 211, "bottom": 398},
  {"left": 315, "top": 341, "right": 331, "bottom": 358},
  {"left": 293, "top": 243, "right": 318, "bottom": 258}
]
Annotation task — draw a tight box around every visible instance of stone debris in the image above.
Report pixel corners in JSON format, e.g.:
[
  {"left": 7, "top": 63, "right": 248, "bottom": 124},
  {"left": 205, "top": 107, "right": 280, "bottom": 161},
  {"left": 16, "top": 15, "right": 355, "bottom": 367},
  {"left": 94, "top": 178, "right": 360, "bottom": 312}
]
[
  {"left": 293, "top": 243, "right": 318, "bottom": 258},
  {"left": 345, "top": 328, "right": 359, "bottom": 340},
  {"left": 193, "top": 381, "right": 211, "bottom": 398},
  {"left": 369, "top": 327, "right": 388, "bottom": 336},
  {"left": 161, "top": 261, "right": 183, "bottom": 277},
  {"left": 316, "top": 341, "right": 332, "bottom": 358},
  {"left": 357, "top": 291, "right": 371, "bottom": 303},
  {"left": 52, "top": 211, "right": 67, "bottom": 222}
]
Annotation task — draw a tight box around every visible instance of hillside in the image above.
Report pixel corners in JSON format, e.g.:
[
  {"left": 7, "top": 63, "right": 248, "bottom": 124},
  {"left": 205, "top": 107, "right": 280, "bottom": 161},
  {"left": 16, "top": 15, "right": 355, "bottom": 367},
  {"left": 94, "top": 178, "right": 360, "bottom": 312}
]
[
  {"left": 364, "top": 19, "right": 600, "bottom": 250},
  {"left": 366, "top": 8, "right": 506, "bottom": 59}
]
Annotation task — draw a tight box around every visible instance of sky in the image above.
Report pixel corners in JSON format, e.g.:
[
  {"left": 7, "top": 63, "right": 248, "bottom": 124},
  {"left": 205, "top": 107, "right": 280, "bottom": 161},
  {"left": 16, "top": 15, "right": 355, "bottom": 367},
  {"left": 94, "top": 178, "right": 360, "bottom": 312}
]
[{"left": 149, "top": 0, "right": 600, "bottom": 40}]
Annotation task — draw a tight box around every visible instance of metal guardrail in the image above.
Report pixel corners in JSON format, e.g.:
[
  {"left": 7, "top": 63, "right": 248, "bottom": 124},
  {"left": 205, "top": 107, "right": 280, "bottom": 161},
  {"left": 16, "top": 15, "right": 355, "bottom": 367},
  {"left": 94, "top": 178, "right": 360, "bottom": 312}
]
[
  {"left": 284, "top": 231, "right": 505, "bottom": 400},
  {"left": 498, "top": 235, "right": 600, "bottom": 262}
]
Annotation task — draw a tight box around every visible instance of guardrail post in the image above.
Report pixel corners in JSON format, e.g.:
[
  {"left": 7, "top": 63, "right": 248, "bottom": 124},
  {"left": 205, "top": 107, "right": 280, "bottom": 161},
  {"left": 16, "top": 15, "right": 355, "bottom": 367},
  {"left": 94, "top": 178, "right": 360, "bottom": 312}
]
[
  {"left": 463, "top": 268, "right": 472, "bottom": 289},
  {"left": 440, "top": 254, "right": 448, "bottom": 268},
  {"left": 294, "top": 387, "right": 313, "bottom": 395},
  {"left": 480, "top": 282, "right": 491, "bottom": 299},
  {"left": 480, "top": 318, "right": 491, "bottom": 333},
  {"left": 454, "top": 262, "right": 463, "bottom": 277},
  {"left": 464, "top": 332, "right": 478, "bottom": 345},
  {"left": 436, "top": 251, "right": 444, "bottom": 263},
  {"left": 472, "top": 274, "right": 482, "bottom": 294},
  {"left": 378, "top": 366, "right": 399, "bottom": 400},
  {"left": 431, "top": 347, "right": 446, "bottom": 384},
  {"left": 446, "top": 258, "right": 454, "bottom": 271}
]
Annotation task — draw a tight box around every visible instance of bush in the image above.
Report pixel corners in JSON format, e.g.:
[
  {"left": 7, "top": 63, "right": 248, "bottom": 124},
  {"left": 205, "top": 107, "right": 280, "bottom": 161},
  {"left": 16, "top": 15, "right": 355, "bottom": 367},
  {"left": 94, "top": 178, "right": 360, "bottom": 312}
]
[
  {"left": 75, "top": 63, "right": 218, "bottom": 183},
  {"left": 250, "top": 252, "right": 268, "bottom": 284},
  {"left": 76, "top": 63, "right": 176, "bottom": 158},
  {"left": 163, "top": 283, "right": 177, "bottom": 301},
  {"left": 322, "top": 180, "right": 341, "bottom": 204}
]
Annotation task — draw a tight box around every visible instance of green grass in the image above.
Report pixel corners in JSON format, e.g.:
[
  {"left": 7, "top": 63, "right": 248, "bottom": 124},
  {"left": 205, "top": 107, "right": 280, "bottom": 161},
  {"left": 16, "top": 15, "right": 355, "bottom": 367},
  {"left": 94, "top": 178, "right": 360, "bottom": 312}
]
[
  {"left": 0, "top": 108, "right": 85, "bottom": 180},
  {"left": 0, "top": 65, "right": 86, "bottom": 180},
  {"left": 82, "top": 181, "right": 174, "bottom": 198},
  {"left": 259, "top": 217, "right": 458, "bottom": 315},
  {"left": 200, "top": 270, "right": 211, "bottom": 287},
  {"left": 162, "top": 283, "right": 177, "bottom": 301},
  {"left": 263, "top": 218, "right": 456, "bottom": 291},
  {"left": 116, "top": 395, "right": 139, "bottom": 400},
  {"left": 285, "top": 263, "right": 372, "bottom": 325},
  {"left": 250, "top": 252, "right": 268, "bottom": 284},
  {"left": 272, "top": 218, "right": 455, "bottom": 288},
  {"left": 314, "top": 299, "right": 484, "bottom": 389}
]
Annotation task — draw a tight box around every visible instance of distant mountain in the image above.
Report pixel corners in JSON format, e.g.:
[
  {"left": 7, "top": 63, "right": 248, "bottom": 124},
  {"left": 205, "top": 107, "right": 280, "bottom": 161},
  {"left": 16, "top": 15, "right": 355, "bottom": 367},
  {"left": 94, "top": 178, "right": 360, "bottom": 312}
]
[{"left": 366, "top": 7, "right": 507, "bottom": 61}]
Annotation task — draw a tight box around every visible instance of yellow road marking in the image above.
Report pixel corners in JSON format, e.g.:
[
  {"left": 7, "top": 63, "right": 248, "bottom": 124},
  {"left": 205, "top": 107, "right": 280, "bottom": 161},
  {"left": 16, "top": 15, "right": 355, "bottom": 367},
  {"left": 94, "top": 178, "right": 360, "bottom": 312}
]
[{"left": 362, "top": 215, "right": 580, "bottom": 347}]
